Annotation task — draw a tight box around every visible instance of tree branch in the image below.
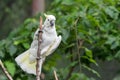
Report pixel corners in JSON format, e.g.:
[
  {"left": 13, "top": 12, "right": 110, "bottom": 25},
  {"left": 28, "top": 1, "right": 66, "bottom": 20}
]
[
  {"left": 36, "top": 16, "right": 43, "bottom": 80},
  {"left": 66, "top": 40, "right": 84, "bottom": 80},
  {"left": 0, "top": 60, "right": 13, "bottom": 80},
  {"left": 74, "top": 18, "right": 82, "bottom": 72},
  {"left": 66, "top": 17, "right": 84, "bottom": 80},
  {"left": 66, "top": 63, "right": 77, "bottom": 80},
  {"left": 54, "top": 70, "right": 58, "bottom": 80}
]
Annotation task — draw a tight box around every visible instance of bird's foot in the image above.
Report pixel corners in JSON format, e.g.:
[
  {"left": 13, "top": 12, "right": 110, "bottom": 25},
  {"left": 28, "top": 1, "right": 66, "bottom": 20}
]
[{"left": 36, "top": 57, "right": 41, "bottom": 60}]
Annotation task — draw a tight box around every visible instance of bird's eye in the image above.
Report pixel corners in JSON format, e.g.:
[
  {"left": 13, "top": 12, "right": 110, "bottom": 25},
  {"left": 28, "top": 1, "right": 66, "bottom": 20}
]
[{"left": 48, "top": 19, "right": 49, "bottom": 21}]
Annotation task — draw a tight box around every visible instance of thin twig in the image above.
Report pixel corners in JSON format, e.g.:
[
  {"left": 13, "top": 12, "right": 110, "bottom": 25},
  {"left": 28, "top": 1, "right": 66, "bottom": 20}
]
[
  {"left": 66, "top": 63, "right": 77, "bottom": 80},
  {"left": 66, "top": 40, "right": 84, "bottom": 80},
  {"left": 74, "top": 17, "right": 82, "bottom": 72},
  {"left": 66, "top": 18, "right": 84, "bottom": 80},
  {"left": 36, "top": 16, "right": 43, "bottom": 80},
  {"left": 54, "top": 70, "right": 58, "bottom": 80},
  {"left": 0, "top": 60, "right": 13, "bottom": 80},
  {"left": 66, "top": 49, "right": 75, "bottom": 80}
]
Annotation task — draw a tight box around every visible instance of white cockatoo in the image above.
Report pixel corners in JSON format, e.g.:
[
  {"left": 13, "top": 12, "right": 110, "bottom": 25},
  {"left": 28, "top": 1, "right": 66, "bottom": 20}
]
[{"left": 15, "top": 14, "right": 62, "bottom": 75}]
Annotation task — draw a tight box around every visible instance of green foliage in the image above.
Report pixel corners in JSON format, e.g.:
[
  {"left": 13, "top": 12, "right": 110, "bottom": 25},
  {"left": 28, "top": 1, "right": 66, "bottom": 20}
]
[
  {"left": 0, "top": 0, "right": 120, "bottom": 80},
  {"left": 4, "top": 61, "right": 16, "bottom": 76},
  {"left": 0, "top": 0, "right": 32, "bottom": 39},
  {"left": 69, "top": 73, "right": 95, "bottom": 80},
  {"left": 82, "top": 64, "right": 100, "bottom": 78},
  {"left": 0, "top": 18, "right": 39, "bottom": 80}
]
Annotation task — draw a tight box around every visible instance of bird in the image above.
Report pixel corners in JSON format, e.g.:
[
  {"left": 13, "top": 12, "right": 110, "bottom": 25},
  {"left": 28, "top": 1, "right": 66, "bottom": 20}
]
[{"left": 15, "top": 14, "right": 62, "bottom": 75}]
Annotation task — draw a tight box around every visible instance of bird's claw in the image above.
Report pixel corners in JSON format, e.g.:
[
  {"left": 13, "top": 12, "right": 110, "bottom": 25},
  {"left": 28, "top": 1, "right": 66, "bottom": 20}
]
[
  {"left": 36, "top": 57, "right": 41, "bottom": 60},
  {"left": 38, "top": 30, "right": 43, "bottom": 33}
]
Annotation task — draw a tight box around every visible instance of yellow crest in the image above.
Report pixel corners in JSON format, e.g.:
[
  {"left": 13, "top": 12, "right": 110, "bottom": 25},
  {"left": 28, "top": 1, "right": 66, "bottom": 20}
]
[{"left": 44, "top": 13, "right": 48, "bottom": 18}]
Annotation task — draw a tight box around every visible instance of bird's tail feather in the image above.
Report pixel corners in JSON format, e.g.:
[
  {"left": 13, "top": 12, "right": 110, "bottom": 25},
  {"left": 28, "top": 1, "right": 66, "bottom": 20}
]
[{"left": 15, "top": 50, "right": 42, "bottom": 75}]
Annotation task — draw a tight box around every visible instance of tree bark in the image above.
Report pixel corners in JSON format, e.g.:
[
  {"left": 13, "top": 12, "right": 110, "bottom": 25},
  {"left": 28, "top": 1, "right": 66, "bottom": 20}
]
[
  {"left": 36, "top": 16, "right": 43, "bottom": 80},
  {"left": 0, "top": 60, "right": 13, "bottom": 80},
  {"left": 32, "top": 0, "right": 45, "bottom": 15}
]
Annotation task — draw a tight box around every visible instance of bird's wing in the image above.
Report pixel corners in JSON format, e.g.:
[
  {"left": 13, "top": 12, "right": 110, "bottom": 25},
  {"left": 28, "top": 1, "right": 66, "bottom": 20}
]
[{"left": 41, "top": 35, "right": 62, "bottom": 57}]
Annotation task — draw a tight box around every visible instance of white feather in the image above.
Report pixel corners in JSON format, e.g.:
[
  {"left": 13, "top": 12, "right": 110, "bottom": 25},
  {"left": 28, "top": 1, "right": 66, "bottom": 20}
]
[{"left": 15, "top": 14, "right": 62, "bottom": 75}]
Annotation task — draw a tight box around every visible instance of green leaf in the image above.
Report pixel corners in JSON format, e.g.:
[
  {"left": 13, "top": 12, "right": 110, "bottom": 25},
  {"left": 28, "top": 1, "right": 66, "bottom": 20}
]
[
  {"left": 13, "top": 39, "right": 27, "bottom": 45},
  {"left": 4, "top": 61, "right": 16, "bottom": 76},
  {"left": 106, "top": 55, "right": 114, "bottom": 61},
  {"left": 82, "top": 56, "right": 98, "bottom": 66},
  {"left": 69, "top": 73, "right": 95, "bottom": 80},
  {"left": 111, "top": 41, "right": 119, "bottom": 49},
  {"left": 115, "top": 50, "right": 120, "bottom": 58},
  {"left": 24, "top": 18, "right": 36, "bottom": 25},
  {"left": 22, "top": 43, "right": 30, "bottom": 49},
  {"left": 89, "top": 58, "right": 98, "bottom": 66},
  {"left": 61, "top": 0, "right": 75, "bottom": 5},
  {"left": 0, "top": 51, "right": 5, "bottom": 58},
  {"left": 82, "top": 64, "right": 101, "bottom": 78},
  {"left": 8, "top": 45, "right": 17, "bottom": 56},
  {"left": 65, "top": 43, "right": 75, "bottom": 49},
  {"left": 85, "top": 48, "right": 93, "bottom": 58},
  {"left": 104, "top": 6, "right": 119, "bottom": 19},
  {"left": 105, "top": 36, "right": 116, "bottom": 45},
  {"left": 61, "top": 29, "right": 69, "bottom": 43},
  {"left": 68, "top": 61, "right": 78, "bottom": 68}
]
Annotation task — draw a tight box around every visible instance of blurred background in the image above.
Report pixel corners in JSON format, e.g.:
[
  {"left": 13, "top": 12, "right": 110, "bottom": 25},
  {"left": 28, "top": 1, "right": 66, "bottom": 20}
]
[{"left": 0, "top": 0, "right": 120, "bottom": 80}]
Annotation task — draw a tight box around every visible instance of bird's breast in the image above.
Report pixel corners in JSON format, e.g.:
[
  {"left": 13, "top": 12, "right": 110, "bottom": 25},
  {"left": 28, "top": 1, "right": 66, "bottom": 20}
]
[{"left": 41, "top": 32, "right": 57, "bottom": 49}]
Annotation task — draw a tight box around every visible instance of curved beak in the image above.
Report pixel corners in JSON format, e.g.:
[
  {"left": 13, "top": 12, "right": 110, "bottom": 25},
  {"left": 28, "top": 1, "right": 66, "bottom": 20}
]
[{"left": 50, "top": 20, "right": 55, "bottom": 27}]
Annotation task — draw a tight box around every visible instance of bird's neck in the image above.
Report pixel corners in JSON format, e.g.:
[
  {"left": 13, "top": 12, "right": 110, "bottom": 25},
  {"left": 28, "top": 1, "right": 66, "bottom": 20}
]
[{"left": 43, "top": 24, "right": 56, "bottom": 34}]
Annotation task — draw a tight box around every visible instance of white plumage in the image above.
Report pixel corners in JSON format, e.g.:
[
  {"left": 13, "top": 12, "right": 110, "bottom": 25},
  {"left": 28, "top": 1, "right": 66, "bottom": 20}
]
[{"left": 15, "top": 14, "right": 62, "bottom": 75}]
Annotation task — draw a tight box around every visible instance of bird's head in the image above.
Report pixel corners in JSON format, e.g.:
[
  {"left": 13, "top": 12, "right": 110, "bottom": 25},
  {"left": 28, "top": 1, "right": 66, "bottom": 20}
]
[{"left": 44, "top": 13, "right": 56, "bottom": 27}]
